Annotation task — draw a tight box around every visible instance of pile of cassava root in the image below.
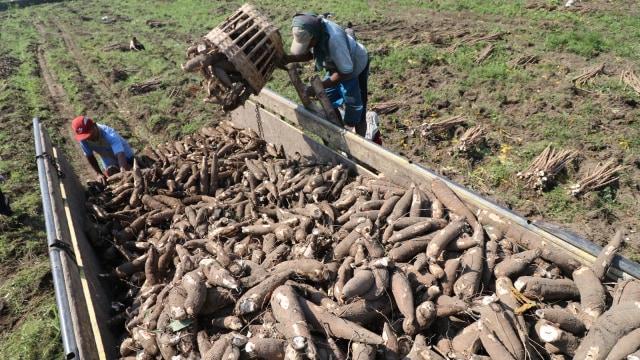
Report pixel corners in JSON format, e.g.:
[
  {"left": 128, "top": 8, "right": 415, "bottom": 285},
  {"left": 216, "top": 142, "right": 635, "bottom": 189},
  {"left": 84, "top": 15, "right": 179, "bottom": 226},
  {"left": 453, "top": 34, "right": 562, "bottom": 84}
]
[{"left": 84, "top": 120, "right": 640, "bottom": 360}]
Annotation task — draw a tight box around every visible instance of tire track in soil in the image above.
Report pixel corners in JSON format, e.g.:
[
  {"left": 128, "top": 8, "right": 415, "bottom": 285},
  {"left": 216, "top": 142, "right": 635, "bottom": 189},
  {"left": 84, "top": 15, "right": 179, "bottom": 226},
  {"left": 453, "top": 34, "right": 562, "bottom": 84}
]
[
  {"left": 34, "top": 18, "right": 153, "bottom": 181},
  {"left": 34, "top": 22, "right": 94, "bottom": 181}
]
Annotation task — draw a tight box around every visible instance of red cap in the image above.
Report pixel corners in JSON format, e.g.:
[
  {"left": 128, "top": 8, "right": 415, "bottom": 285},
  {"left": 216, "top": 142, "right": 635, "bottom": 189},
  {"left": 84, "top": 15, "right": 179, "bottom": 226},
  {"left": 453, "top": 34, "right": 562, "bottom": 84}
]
[{"left": 72, "top": 116, "right": 94, "bottom": 141}]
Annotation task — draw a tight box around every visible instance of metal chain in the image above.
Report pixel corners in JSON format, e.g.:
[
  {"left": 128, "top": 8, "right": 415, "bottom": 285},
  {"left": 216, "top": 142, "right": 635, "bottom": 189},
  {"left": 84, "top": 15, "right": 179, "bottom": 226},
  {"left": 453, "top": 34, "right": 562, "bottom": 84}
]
[
  {"left": 35, "top": 152, "right": 65, "bottom": 178},
  {"left": 255, "top": 102, "right": 264, "bottom": 139}
]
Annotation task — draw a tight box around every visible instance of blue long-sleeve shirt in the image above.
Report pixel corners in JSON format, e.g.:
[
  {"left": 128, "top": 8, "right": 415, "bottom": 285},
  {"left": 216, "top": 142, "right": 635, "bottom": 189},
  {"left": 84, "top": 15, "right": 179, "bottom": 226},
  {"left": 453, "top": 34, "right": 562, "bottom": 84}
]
[{"left": 79, "top": 123, "right": 134, "bottom": 169}]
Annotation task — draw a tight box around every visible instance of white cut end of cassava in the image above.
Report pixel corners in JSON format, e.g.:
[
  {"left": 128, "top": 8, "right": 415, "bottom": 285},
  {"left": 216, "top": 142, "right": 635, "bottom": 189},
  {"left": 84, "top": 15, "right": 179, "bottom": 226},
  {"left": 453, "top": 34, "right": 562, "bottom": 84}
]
[
  {"left": 538, "top": 324, "right": 561, "bottom": 342},
  {"left": 292, "top": 323, "right": 302, "bottom": 336},
  {"left": 513, "top": 279, "right": 526, "bottom": 291},
  {"left": 222, "top": 278, "right": 239, "bottom": 290},
  {"left": 481, "top": 294, "right": 498, "bottom": 305},
  {"left": 238, "top": 299, "right": 256, "bottom": 314},
  {"left": 574, "top": 266, "right": 588, "bottom": 275},
  {"left": 171, "top": 306, "right": 186, "bottom": 320},
  {"left": 382, "top": 331, "right": 390, "bottom": 342},
  {"left": 274, "top": 292, "right": 290, "bottom": 309},
  {"left": 487, "top": 212, "right": 502, "bottom": 222},
  {"left": 497, "top": 284, "right": 510, "bottom": 296},
  {"left": 231, "top": 334, "right": 246, "bottom": 347},
  {"left": 372, "top": 257, "right": 392, "bottom": 268},
  {"left": 185, "top": 274, "right": 197, "bottom": 285},
  {"left": 604, "top": 245, "right": 615, "bottom": 255},
  {"left": 245, "top": 341, "right": 256, "bottom": 353},
  {"left": 583, "top": 308, "right": 601, "bottom": 319},
  {"left": 585, "top": 346, "right": 601, "bottom": 359},
  {"left": 292, "top": 336, "right": 307, "bottom": 350}
]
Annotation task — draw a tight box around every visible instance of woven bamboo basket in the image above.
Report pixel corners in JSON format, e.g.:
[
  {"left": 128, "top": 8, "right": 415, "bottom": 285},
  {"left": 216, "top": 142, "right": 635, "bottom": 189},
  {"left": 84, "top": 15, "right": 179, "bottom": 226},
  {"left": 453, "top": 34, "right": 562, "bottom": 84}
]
[{"left": 204, "top": 3, "right": 285, "bottom": 94}]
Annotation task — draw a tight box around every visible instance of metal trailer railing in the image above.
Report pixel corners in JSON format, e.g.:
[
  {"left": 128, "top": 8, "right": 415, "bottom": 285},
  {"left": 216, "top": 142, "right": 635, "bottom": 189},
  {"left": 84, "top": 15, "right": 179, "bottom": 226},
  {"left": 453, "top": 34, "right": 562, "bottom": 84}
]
[
  {"left": 34, "top": 117, "right": 117, "bottom": 360},
  {"left": 34, "top": 117, "right": 79, "bottom": 359}
]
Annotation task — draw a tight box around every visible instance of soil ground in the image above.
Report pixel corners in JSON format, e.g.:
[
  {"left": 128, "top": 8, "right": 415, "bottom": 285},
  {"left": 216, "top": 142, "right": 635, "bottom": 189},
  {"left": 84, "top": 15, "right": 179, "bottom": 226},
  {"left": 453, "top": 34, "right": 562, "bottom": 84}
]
[{"left": 0, "top": 0, "right": 639, "bottom": 355}]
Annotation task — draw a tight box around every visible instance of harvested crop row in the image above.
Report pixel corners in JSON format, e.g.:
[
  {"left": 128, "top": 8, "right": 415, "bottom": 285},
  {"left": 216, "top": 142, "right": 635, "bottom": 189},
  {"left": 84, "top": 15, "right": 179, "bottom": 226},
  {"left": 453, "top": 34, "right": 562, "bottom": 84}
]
[{"left": 83, "top": 121, "right": 639, "bottom": 360}]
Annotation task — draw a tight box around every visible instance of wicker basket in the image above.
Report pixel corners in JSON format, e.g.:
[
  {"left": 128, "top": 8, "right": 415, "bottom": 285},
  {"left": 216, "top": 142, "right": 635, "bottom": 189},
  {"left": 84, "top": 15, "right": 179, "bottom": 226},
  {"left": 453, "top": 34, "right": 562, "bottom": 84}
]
[{"left": 204, "top": 3, "right": 285, "bottom": 94}]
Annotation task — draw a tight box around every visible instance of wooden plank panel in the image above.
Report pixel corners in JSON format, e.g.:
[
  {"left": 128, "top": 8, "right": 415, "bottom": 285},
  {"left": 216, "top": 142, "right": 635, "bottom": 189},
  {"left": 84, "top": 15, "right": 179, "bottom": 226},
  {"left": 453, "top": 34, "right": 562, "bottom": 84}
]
[
  {"left": 230, "top": 100, "right": 376, "bottom": 178},
  {"left": 248, "top": 89, "right": 418, "bottom": 184}
]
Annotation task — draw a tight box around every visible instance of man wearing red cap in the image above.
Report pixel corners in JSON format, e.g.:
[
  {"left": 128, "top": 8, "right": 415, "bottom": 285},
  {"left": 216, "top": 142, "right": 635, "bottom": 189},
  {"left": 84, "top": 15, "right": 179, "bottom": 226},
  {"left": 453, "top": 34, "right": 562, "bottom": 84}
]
[{"left": 72, "top": 116, "right": 135, "bottom": 185}]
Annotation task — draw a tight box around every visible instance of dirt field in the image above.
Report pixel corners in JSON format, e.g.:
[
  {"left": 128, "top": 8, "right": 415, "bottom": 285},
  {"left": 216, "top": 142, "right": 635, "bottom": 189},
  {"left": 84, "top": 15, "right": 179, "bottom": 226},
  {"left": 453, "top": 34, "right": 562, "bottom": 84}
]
[
  {"left": 365, "top": 2, "right": 640, "bottom": 255},
  {"left": 1, "top": 0, "right": 639, "bottom": 355}
]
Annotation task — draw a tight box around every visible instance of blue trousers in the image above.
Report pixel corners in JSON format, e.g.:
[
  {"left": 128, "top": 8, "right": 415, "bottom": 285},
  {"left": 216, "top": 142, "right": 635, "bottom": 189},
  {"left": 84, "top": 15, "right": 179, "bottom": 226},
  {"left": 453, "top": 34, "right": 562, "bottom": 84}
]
[{"left": 323, "top": 59, "right": 370, "bottom": 128}]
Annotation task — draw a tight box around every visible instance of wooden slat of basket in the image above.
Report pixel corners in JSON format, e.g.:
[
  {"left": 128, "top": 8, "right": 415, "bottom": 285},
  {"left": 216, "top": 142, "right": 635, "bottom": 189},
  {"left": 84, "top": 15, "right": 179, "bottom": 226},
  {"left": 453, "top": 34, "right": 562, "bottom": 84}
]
[
  {"left": 206, "top": 29, "right": 264, "bottom": 92},
  {"left": 204, "top": 3, "right": 284, "bottom": 93},
  {"left": 247, "top": 31, "right": 282, "bottom": 72}
]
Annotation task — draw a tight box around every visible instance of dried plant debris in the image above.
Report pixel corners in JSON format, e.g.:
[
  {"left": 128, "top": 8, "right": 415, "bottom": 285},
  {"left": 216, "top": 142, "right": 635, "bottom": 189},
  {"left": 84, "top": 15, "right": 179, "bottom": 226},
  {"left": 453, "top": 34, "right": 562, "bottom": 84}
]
[
  {"left": 145, "top": 19, "right": 167, "bottom": 28},
  {"left": 413, "top": 115, "right": 468, "bottom": 139},
  {"left": 508, "top": 54, "right": 540, "bottom": 68},
  {"left": 446, "top": 32, "right": 506, "bottom": 53},
  {"left": 454, "top": 126, "right": 484, "bottom": 153},
  {"left": 517, "top": 143, "right": 578, "bottom": 192},
  {"left": 572, "top": 63, "right": 605, "bottom": 87},
  {"left": 101, "top": 43, "right": 131, "bottom": 52},
  {"left": 621, "top": 70, "right": 640, "bottom": 96},
  {"left": 369, "top": 100, "right": 403, "bottom": 115},
  {"left": 475, "top": 44, "right": 496, "bottom": 64},
  {"left": 129, "top": 78, "right": 163, "bottom": 95},
  {"left": 567, "top": 159, "right": 626, "bottom": 196}
]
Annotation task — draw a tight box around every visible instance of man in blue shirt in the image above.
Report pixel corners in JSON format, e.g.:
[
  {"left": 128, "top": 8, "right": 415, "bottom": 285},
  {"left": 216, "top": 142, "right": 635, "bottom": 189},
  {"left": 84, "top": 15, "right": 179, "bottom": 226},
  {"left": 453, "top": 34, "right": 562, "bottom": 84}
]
[
  {"left": 284, "top": 13, "right": 379, "bottom": 143},
  {"left": 72, "top": 116, "right": 135, "bottom": 185}
]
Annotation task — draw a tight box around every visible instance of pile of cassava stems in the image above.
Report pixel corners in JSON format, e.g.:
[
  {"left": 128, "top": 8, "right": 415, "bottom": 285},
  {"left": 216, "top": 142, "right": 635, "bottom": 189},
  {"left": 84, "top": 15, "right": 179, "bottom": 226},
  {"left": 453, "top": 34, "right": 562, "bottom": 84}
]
[{"left": 85, "top": 120, "right": 640, "bottom": 360}]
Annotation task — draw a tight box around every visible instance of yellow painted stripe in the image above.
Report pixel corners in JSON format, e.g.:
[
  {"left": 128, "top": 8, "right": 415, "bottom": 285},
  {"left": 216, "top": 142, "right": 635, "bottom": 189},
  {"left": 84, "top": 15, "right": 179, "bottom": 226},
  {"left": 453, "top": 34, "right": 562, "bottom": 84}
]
[{"left": 54, "top": 146, "right": 108, "bottom": 360}]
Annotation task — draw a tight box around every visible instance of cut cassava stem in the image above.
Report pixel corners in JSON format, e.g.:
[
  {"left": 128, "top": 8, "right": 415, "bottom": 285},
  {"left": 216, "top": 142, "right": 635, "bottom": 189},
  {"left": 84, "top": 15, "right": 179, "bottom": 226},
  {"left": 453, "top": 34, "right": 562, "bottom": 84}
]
[
  {"left": 572, "top": 266, "right": 606, "bottom": 329},
  {"left": 534, "top": 308, "right": 586, "bottom": 335},
  {"left": 478, "top": 303, "right": 525, "bottom": 360},
  {"left": 535, "top": 319, "right": 580, "bottom": 357},
  {"left": 493, "top": 248, "right": 541, "bottom": 279},
  {"left": 591, "top": 229, "right": 623, "bottom": 280},
  {"left": 385, "top": 218, "right": 448, "bottom": 244},
  {"left": 573, "top": 301, "right": 640, "bottom": 360},
  {"left": 431, "top": 178, "right": 477, "bottom": 223},
  {"left": 453, "top": 246, "right": 484, "bottom": 300},
  {"left": 270, "top": 284, "right": 317, "bottom": 359},
  {"left": 234, "top": 269, "right": 293, "bottom": 315},
  {"left": 604, "top": 327, "right": 640, "bottom": 360},
  {"left": 426, "top": 219, "right": 467, "bottom": 263},
  {"left": 297, "top": 296, "right": 385, "bottom": 345},
  {"left": 390, "top": 267, "right": 418, "bottom": 335},
  {"left": 514, "top": 276, "right": 580, "bottom": 301}
]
